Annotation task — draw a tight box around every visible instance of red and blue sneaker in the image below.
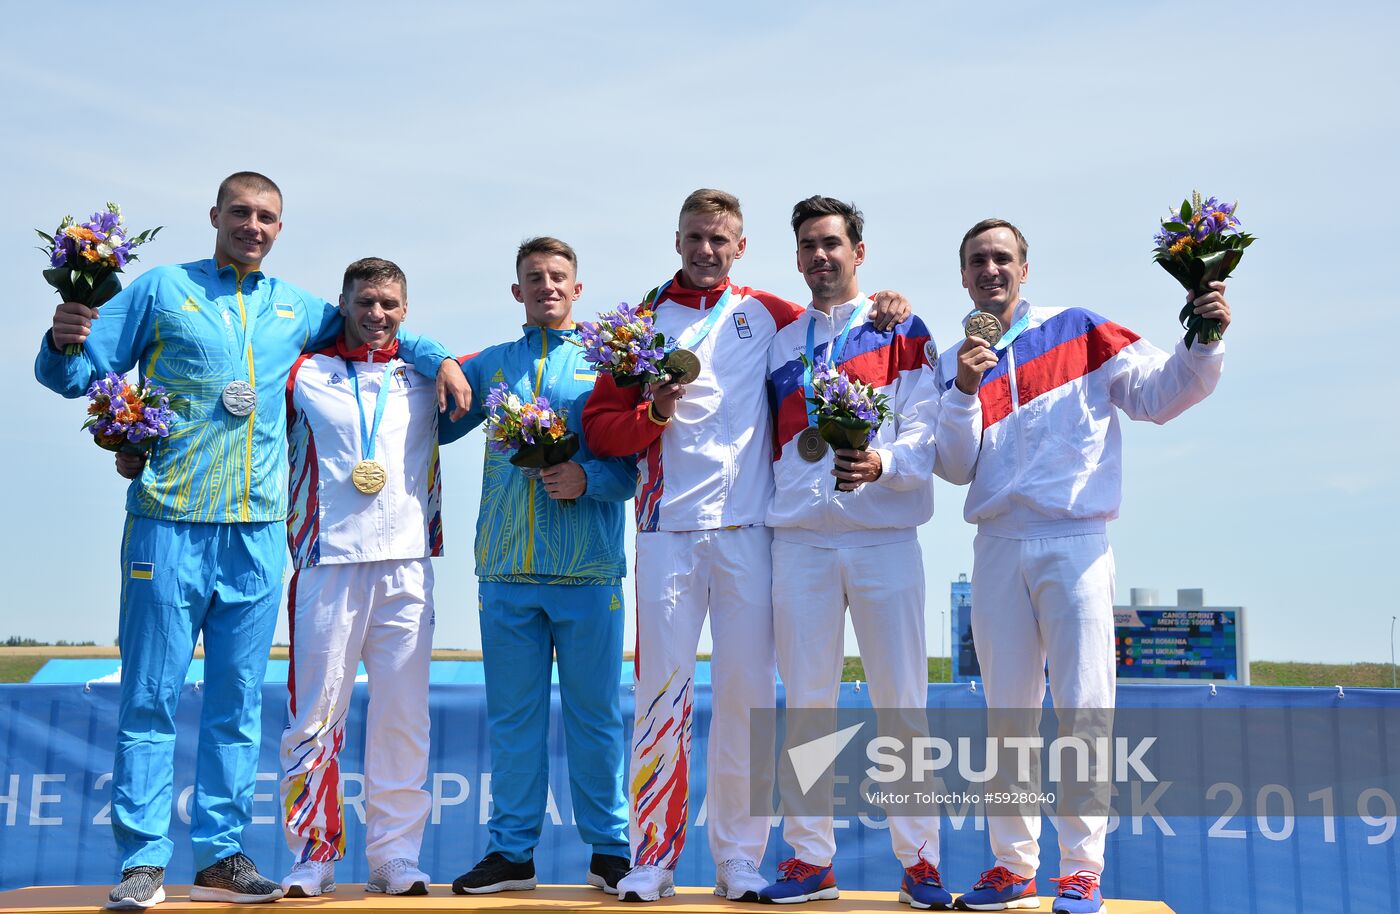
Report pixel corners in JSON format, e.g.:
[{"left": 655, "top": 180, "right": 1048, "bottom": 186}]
[
  {"left": 1050, "top": 871, "right": 1104, "bottom": 914},
  {"left": 952, "top": 865, "right": 1037, "bottom": 910},
  {"left": 758, "top": 858, "right": 839, "bottom": 904},
  {"left": 899, "top": 853, "right": 952, "bottom": 910}
]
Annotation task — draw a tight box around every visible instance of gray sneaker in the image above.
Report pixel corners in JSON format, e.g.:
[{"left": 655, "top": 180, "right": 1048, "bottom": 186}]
[
  {"left": 189, "top": 853, "right": 284, "bottom": 904},
  {"left": 106, "top": 866, "right": 165, "bottom": 910},
  {"left": 367, "top": 858, "right": 431, "bottom": 895}
]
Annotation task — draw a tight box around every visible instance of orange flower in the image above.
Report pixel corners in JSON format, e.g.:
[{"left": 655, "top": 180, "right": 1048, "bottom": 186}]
[
  {"left": 80, "top": 249, "right": 102, "bottom": 263},
  {"left": 64, "top": 226, "right": 98, "bottom": 243}
]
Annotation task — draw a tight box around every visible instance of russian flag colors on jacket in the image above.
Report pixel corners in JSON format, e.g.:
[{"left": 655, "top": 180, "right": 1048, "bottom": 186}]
[
  {"left": 766, "top": 295, "right": 942, "bottom": 546},
  {"left": 934, "top": 301, "right": 1225, "bottom": 538}
]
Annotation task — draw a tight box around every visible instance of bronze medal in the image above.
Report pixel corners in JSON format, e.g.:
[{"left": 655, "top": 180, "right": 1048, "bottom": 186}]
[
  {"left": 666, "top": 348, "right": 701, "bottom": 385},
  {"left": 351, "top": 459, "right": 386, "bottom": 495},
  {"left": 221, "top": 380, "right": 257, "bottom": 417},
  {"left": 964, "top": 311, "right": 1004, "bottom": 347},
  {"left": 797, "top": 427, "right": 829, "bottom": 463}
]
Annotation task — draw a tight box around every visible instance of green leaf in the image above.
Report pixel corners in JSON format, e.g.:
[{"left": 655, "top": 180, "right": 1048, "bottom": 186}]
[
  {"left": 1180, "top": 198, "right": 1192, "bottom": 224},
  {"left": 35, "top": 229, "right": 54, "bottom": 244},
  {"left": 1162, "top": 221, "right": 1189, "bottom": 233}
]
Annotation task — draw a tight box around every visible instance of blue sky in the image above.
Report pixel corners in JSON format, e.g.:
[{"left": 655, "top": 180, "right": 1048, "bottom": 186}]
[{"left": 3, "top": 2, "right": 1396, "bottom": 664}]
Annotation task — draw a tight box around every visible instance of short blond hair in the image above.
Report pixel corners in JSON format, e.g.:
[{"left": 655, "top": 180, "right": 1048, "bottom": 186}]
[{"left": 679, "top": 188, "right": 743, "bottom": 231}]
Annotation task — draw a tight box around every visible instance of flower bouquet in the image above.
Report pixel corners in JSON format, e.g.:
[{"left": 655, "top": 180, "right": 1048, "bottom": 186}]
[
  {"left": 577, "top": 301, "right": 697, "bottom": 386},
  {"left": 84, "top": 373, "right": 186, "bottom": 456},
  {"left": 483, "top": 383, "right": 579, "bottom": 483},
  {"left": 37, "top": 203, "right": 162, "bottom": 356},
  {"left": 1152, "top": 192, "right": 1253, "bottom": 348},
  {"left": 806, "top": 358, "right": 892, "bottom": 491}
]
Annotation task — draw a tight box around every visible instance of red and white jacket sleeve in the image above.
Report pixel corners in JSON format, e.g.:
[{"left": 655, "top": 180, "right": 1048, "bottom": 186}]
[{"left": 582, "top": 372, "right": 666, "bottom": 457}]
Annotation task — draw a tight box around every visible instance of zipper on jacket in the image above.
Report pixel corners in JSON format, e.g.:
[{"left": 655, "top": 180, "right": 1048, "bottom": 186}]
[
  {"left": 235, "top": 273, "right": 256, "bottom": 522},
  {"left": 523, "top": 330, "right": 550, "bottom": 573}
]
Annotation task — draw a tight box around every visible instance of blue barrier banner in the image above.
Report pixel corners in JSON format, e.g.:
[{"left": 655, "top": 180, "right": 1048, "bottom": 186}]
[{"left": 1, "top": 683, "right": 1397, "bottom": 913}]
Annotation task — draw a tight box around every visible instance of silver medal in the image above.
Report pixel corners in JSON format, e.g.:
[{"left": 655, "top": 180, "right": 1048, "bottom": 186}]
[{"left": 221, "top": 380, "right": 258, "bottom": 417}]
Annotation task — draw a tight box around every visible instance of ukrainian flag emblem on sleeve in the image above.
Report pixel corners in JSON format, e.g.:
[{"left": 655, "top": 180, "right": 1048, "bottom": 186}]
[{"left": 130, "top": 562, "right": 154, "bottom": 580}]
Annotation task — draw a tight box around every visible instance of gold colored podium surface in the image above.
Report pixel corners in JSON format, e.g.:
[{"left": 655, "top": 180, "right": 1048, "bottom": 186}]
[{"left": 0, "top": 884, "right": 1174, "bottom": 913}]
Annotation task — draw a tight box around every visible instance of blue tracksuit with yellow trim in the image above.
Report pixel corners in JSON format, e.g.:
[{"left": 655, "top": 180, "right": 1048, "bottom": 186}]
[
  {"left": 441, "top": 323, "right": 634, "bottom": 862},
  {"left": 34, "top": 258, "right": 452, "bottom": 873}
]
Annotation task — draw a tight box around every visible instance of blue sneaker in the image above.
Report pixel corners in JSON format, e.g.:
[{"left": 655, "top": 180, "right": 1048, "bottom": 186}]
[
  {"left": 953, "top": 866, "right": 1037, "bottom": 910},
  {"left": 1050, "top": 871, "right": 1104, "bottom": 914},
  {"left": 759, "top": 858, "right": 838, "bottom": 904},
  {"left": 899, "top": 854, "right": 952, "bottom": 909}
]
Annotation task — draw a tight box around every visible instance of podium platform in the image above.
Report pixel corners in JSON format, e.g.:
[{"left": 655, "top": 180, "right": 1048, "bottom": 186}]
[{"left": 0, "top": 884, "right": 1174, "bottom": 913}]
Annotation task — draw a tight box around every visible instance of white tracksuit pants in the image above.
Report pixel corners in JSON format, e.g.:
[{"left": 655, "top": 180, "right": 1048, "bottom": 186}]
[
  {"left": 630, "top": 526, "right": 777, "bottom": 869},
  {"left": 280, "top": 558, "right": 435, "bottom": 869},
  {"left": 771, "top": 536, "right": 939, "bottom": 868},
  {"left": 971, "top": 532, "right": 1115, "bottom": 878}
]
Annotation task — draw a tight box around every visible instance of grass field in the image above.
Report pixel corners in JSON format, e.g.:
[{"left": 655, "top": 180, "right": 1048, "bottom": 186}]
[{"left": 2, "top": 646, "right": 1392, "bottom": 687}]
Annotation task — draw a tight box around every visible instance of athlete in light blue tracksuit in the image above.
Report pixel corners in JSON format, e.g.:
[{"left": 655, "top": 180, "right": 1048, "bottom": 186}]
[
  {"left": 35, "top": 172, "right": 468, "bottom": 909},
  {"left": 442, "top": 237, "right": 635, "bottom": 897}
]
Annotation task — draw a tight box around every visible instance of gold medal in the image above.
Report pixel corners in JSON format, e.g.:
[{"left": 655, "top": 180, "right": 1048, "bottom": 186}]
[
  {"left": 964, "top": 311, "right": 1004, "bottom": 347},
  {"left": 351, "top": 459, "right": 386, "bottom": 495},
  {"left": 797, "top": 427, "right": 829, "bottom": 463},
  {"left": 665, "top": 348, "right": 701, "bottom": 385}
]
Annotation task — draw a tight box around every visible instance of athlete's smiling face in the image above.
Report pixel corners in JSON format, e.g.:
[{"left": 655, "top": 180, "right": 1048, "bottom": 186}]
[
  {"left": 513, "top": 253, "right": 581, "bottom": 329},
  {"left": 676, "top": 211, "right": 745, "bottom": 290},
  {"left": 339, "top": 279, "right": 407, "bottom": 351},
  {"left": 961, "top": 227, "right": 1028, "bottom": 315},
  {"left": 796, "top": 214, "right": 864, "bottom": 305},
  {"left": 210, "top": 186, "right": 282, "bottom": 272}
]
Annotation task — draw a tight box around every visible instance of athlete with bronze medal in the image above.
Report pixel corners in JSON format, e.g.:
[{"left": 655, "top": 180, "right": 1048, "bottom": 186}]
[
  {"left": 648, "top": 277, "right": 735, "bottom": 388},
  {"left": 797, "top": 296, "right": 871, "bottom": 462}
]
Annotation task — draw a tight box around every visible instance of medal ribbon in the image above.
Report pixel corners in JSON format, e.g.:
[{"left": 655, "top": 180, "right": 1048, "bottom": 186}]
[
  {"left": 803, "top": 297, "right": 871, "bottom": 426},
  {"left": 655, "top": 279, "right": 737, "bottom": 352},
  {"left": 227, "top": 270, "right": 261, "bottom": 382},
  {"left": 967, "top": 301, "right": 1031, "bottom": 352},
  {"left": 345, "top": 358, "right": 396, "bottom": 462}
]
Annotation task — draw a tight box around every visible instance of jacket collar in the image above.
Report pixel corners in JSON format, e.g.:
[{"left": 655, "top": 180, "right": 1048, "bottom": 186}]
[
  {"left": 658, "top": 271, "right": 731, "bottom": 311},
  {"left": 335, "top": 335, "right": 400, "bottom": 362}
]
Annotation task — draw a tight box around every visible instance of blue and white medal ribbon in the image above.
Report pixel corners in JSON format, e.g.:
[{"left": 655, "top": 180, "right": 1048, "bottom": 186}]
[
  {"left": 798, "top": 297, "right": 870, "bottom": 461},
  {"left": 345, "top": 358, "right": 396, "bottom": 494}
]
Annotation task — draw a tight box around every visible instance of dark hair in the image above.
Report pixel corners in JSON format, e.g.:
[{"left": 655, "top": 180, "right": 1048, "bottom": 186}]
[
  {"left": 679, "top": 188, "right": 743, "bottom": 231},
  {"left": 959, "top": 218, "right": 1028, "bottom": 267},
  {"left": 342, "top": 257, "right": 407, "bottom": 298},
  {"left": 791, "top": 196, "right": 863, "bottom": 244},
  {"left": 515, "top": 236, "right": 578, "bottom": 272},
  {"left": 215, "top": 171, "right": 282, "bottom": 209}
]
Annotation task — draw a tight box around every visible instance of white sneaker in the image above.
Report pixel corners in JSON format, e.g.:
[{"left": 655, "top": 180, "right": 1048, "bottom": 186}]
[
  {"left": 281, "top": 859, "right": 336, "bottom": 898},
  {"left": 367, "top": 858, "right": 431, "bottom": 896},
  {"left": 618, "top": 864, "right": 675, "bottom": 902},
  {"left": 715, "top": 858, "right": 767, "bottom": 902}
]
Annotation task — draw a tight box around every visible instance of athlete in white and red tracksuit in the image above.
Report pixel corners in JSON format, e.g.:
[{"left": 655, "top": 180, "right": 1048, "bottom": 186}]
[
  {"left": 934, "top": 221, "right": 1230, "bottom": 913},
  {"left": 584, "top": 191, "right": 911, "bottom": 903},
  {"left": 278, "top": 261, "right": 446, "bottom": 897},
  {"left": 758, "top": 198, "right": 951, "bottom": 909},
  {"left": 584, "top": 263, "right": 799, "bottom": 898}
]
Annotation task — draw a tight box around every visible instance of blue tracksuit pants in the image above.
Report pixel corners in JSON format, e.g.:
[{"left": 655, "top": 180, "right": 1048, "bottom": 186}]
[
  {"left": 115, "top": 514, "right": 284, "bottom": 871},
  {"left": 478, "top": 580, "right": 628, "bottom": 862}
]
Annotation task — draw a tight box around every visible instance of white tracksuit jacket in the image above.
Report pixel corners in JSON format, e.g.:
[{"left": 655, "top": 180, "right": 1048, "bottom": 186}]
[
  {"left": 766, "top": 297, "right": 942, "bottom": 546},
  {"left": 934, "top": 302, "right": 1224, "bottom": 537},
  {"left": 286, "top": 338, "right": 443, "bottom": 568}
]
